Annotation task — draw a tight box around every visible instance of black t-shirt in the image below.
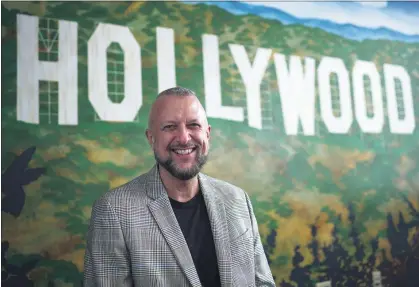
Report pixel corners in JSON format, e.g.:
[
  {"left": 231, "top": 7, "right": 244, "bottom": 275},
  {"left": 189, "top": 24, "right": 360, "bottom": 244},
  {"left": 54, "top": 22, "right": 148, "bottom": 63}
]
[{"left": 169, "top": 192, "right": 221, "bottom": 287}]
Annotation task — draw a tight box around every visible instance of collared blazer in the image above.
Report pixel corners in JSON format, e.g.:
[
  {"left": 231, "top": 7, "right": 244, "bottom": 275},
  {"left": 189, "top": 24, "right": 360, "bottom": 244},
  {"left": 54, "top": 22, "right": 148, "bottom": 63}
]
[{"left": 83, "top": 165, "right": 275, "bottom": 286}]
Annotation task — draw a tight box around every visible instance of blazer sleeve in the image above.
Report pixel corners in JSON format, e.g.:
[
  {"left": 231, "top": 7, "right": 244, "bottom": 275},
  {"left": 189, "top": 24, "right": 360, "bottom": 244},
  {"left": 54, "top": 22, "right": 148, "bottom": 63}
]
[
  {"left": 83, "top": 195, "right": 132, "bottom": 287},
  {"left": 244, "top": 192, "right": 276, "bottom": 287}
]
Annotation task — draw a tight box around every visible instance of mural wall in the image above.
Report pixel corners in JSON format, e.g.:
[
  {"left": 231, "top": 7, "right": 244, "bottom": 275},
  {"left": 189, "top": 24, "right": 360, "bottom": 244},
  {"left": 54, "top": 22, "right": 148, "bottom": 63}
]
[{"left": 2, "top": 1, "right": 419, "bottom": 286}]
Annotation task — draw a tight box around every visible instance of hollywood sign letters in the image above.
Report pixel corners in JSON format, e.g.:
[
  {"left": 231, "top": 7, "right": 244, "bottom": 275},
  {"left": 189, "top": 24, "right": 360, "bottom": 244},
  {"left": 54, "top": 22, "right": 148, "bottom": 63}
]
[{"left": 16, "top": 14, "right": 416, "bottom": 135}]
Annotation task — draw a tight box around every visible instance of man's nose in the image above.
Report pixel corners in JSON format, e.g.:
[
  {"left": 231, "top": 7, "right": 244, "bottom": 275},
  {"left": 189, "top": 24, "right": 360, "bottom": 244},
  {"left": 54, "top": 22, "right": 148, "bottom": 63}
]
[{"left": 176, "top": 126, "right": 191, "bottom": 145}]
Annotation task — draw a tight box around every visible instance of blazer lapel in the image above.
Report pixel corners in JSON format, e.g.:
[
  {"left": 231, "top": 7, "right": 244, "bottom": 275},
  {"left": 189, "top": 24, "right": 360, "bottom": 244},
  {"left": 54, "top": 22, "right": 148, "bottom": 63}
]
[
  {"left": 199, "top": 174, "right": 233, "bottom": 287},
  {"left": 145, "top": 165, "right": 201, "bottom": 287}
]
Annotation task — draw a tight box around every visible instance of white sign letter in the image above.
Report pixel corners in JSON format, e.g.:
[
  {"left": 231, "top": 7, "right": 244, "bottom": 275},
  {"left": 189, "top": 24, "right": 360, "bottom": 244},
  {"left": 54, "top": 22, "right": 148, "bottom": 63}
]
[
  {"left": 274, "top": 53, "right": 316, "bottom": 135},
  {"left": 17, "top": 14, "right": 78, "bottom": 125},
  {"left": 202, "top": 34, "right": 244, "bottom": 122},
  {"left": 229, "top": 44, "right": 272, "bottom": 130},
  {"left": 384, "top": 64, "right": 415, "bottom": 134},
  {"left": 352, "top": 60, "right": 384, "bottom": 133},
  {"left": 157, "top": 27, "right": 176, "bottom": 93},
  {"left": 88, "top": 23, "right": 142, "bottom": 122},
  {"left": 318, "top": 57, "right": 353, "bottom": 134}
]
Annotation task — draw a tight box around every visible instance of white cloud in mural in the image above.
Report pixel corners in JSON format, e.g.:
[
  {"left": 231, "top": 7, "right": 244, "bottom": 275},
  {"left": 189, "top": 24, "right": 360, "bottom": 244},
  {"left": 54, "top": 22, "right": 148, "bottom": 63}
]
[
  {"left": 241, "top": 0, "right": 419, "bottom": 35},
  {"left": 358, "top": 2, "right": 387, "bottom": 8}
]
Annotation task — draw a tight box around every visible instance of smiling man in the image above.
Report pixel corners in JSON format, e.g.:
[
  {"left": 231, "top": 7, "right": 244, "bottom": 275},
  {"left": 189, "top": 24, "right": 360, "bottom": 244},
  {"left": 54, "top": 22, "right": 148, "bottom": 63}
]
[{"left": 83, "top": 87, "right": 275, "bottom": 287}]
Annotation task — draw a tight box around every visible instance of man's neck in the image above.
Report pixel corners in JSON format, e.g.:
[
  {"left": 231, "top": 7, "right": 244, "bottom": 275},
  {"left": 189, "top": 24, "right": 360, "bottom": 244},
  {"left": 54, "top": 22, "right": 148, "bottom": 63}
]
[{"left": 158, "top": 165, "right": 200, "bottom": 203}]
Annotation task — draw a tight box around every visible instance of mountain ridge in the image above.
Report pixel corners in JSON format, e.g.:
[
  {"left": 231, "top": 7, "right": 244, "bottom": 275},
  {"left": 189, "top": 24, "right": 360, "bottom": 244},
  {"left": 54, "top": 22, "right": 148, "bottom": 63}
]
[{"left": 186, "top": 1, "right": 419, "bottom": 43}]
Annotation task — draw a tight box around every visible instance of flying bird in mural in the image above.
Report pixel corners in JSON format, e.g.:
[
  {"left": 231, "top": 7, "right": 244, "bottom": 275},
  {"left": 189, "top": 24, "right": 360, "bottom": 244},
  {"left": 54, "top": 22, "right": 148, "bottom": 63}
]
[{"left": 1, "top": 146, "right": 46, "bottom": 217}]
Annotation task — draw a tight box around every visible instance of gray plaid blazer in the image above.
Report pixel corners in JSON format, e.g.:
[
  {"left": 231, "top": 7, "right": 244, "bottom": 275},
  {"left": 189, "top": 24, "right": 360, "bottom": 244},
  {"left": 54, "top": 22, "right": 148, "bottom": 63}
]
[{"left": 83, "top": 164, "right": 275, "bottom": 287}]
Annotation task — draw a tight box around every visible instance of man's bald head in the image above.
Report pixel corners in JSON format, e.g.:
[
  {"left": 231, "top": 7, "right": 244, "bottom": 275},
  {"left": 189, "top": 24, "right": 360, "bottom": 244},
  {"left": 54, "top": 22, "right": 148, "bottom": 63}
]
[
  {"left": 157, "top": 86, "right": 196, "bottom": 98},
  {"left": 148, "top": 87, "right": 208, "bottom": 130}
]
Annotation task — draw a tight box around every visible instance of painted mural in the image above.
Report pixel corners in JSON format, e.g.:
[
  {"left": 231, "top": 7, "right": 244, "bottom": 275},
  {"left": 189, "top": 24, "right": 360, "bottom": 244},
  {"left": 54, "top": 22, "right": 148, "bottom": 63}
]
[{"left": 1, "top": 1, "right": 419, "bottom": 286}]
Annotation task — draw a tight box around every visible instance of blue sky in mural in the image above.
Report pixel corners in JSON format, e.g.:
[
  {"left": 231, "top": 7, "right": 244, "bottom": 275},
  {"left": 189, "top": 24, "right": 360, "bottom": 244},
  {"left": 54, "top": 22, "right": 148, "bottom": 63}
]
[{"left": 185, "top": 0, "right": 419, "bottom": 43}]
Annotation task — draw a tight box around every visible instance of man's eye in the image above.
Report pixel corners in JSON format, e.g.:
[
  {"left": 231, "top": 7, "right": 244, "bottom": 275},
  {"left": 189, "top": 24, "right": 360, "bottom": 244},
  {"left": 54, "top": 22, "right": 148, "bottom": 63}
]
[
  {"left": 189, "top": 123, "right": 200, "bottom": 128},
  {"left": 164, "top": 125, "right": 175, "bottom": 130}
]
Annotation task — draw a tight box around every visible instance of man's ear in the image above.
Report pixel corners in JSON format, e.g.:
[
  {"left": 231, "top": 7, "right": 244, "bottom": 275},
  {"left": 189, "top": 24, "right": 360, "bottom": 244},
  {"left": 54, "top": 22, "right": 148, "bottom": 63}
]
[
  {"left": 145, "top": 129, "right": 154, "bottom": 147},
  {"left": 206, "top": 125, "right": 211, "bottom": 140}
]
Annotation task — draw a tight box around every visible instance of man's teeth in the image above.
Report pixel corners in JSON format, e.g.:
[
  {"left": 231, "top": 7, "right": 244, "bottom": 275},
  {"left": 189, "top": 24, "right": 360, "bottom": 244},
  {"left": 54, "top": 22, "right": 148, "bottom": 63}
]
[{"left": 174, "top": 149, "right": 194, "bottom": 155}]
